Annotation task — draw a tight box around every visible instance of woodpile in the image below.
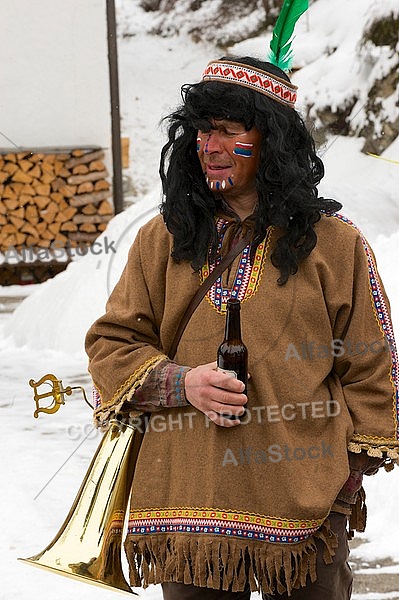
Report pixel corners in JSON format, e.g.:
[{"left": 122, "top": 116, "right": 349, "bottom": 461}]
[{"left": 0, "top": 147, "right": 113, "bottom": 254}]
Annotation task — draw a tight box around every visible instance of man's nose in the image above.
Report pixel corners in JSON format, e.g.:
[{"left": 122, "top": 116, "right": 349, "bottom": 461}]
[{"left": 204, "top": 131, "right": 223, "bottom": 153}]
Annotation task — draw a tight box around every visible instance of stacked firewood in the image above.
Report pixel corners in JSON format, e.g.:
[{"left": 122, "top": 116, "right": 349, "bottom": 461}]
[{"left": 0, "top": 147, "right": 113, "bottom": 253}]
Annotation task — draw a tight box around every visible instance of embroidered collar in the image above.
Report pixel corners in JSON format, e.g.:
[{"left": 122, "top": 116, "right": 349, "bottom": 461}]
[{"left": 200, "top": 217, "right": 272, "bottom": 314}]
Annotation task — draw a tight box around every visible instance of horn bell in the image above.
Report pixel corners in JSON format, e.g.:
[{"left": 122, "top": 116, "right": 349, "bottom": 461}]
[{"left": 19, "top": 419, "right": 144, "bottom": 595}]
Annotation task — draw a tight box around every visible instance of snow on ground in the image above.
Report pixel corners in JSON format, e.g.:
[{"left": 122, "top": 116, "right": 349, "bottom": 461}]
[
  {"left": 352, "top": 595, "right": 399, "bottom": 600},
  {"left": 1, "top": 0, "right": 399, "bottom": 598}
]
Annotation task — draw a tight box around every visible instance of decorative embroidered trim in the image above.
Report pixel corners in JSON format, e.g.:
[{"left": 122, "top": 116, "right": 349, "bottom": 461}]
[
  {"left": 202, "top": 61, "right": 297, "bottom": 109},
  {"left": 200, "top": 219, "right": 272, "bottom": 314},
  {"left": 125, "top": 520, "right": 337, "bottom": 595},
  {"left": 348, "top": 438, "right": 399, "bottom": 463},
  {"left": 109, "top": 355, "right": 166, "bottom": 408},
  {"left": 159, "top": 363, "right": 191, "bottom": 408},
  {"left": 93, "top": 354, "right": 166, "bottom": 428},
  {"left": 125, "top": 507, "right": 325, "bottom": 545},
  {"left": 330, "top": 213, "right": 399, "bottom": 441},
  {"left": 349, "top": 434, "right": 399, "bottom": 447},
  {"left": 93, "top": 385, "right": 101, "bottom": 410},
  {"left": 107, "top": 510, "right": 126, "bottom": 536}
]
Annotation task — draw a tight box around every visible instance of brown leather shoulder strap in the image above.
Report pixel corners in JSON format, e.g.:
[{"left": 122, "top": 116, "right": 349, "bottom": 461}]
[{"left": 168, "top": 235, "right": 250, "bottom": 360}]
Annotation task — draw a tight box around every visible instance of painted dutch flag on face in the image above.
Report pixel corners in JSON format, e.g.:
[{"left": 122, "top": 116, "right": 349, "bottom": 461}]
[{"left": 233, "top": 142, "right": 253, "bottom": 158}]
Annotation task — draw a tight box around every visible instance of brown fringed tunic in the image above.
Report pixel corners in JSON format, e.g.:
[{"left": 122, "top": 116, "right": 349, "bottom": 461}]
[{"left": 85, "top": 212, "right": 399, "bottom": 595}]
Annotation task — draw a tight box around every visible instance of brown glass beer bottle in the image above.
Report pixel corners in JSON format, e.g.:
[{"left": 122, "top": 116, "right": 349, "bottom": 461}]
[{"left": 217, "top": 298, "right": 248, "bottom": 419}]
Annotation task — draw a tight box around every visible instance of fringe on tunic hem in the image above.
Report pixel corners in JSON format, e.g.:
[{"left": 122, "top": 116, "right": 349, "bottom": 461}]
[{"left": 124, "top": 520, "right": 338, "bottom": 596}]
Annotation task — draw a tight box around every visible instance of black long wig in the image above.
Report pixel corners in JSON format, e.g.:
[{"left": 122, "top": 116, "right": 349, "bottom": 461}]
[{"left": 160, "top": 56, "right": 342, "bottom": 285}]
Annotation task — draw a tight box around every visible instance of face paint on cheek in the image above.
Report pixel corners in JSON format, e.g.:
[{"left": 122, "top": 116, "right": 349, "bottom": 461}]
[
  {"left": 233, "top": 141, "right": 254, "bottom": 158},
  {"left": 203, "top": 132, "right": 212, "bottom": 154},
  {"left": 197, "top": 137, "right": 201, "bottom": 152}
]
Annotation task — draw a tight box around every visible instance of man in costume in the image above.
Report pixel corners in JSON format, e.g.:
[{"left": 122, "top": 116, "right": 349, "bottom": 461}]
[{"left": 85, "top": 48, "right": 399, "bottom": 600}]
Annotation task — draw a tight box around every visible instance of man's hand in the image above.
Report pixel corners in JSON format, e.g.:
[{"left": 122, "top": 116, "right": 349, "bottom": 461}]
[
  {"left": 348, "top": 450, "right": 386, "bottom": 475},
  {"left": 184, "top": 361, "right": 247, "bottom": 427},
  {"left": 336, "top": 450, "right": 386, "bottom": 506}
]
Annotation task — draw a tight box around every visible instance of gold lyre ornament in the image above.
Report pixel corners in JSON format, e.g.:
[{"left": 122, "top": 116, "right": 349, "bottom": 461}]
[
  {"left": 19, "top": 373, "right": 143, "bottom": 595},
  {"left": 29, "top": 373, "right": 92, "bottom": 417}
]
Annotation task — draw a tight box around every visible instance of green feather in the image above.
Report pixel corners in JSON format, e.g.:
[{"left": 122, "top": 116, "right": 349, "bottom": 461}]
[{"left": 268, "top": 0, "right": 309, "bottom": 72}]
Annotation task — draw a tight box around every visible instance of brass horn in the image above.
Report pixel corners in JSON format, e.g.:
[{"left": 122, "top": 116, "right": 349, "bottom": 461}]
[{"left": 19, "top": 374, "right": 144, "bottom": 595}]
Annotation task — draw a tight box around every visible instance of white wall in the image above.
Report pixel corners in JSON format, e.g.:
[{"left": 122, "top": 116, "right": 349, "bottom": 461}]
[{"left": 0, "top": 0, "right": 111, "bottom": 151}]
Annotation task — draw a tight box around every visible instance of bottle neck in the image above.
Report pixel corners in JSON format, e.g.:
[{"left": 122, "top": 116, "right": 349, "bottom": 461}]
[{"left": 224, "top": 301, "right": 241, "bottom": 342}]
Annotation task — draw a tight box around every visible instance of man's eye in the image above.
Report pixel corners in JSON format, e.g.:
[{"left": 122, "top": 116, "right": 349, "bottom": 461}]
[
  {"left": 224, "top": 127, "right": 247, "bottom": 136},
  {"left": 224, "top": 130, "right": 241, "bottom": 136}
]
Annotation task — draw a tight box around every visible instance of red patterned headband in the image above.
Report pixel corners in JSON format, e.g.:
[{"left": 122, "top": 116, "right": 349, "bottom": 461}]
[{"left": 202, "top": 60, "right": 297, "bottom": 109}]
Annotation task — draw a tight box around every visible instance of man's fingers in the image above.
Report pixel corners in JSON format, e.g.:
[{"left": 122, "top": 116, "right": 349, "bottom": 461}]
[
  {"left": 205, "top": 410, "right": 241, "bottom": 428},
  {"left": 186, "top": 366, "right": 246, "bottom": 402},
  {"left": 208, "top": 369, "right": 246, "bottom": 393},
  {"left": 195, "top": 362, "right": 245, "bottom": 392},
  {"left": 184, "top": 363, "right": 247, "bottom": 427}
]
